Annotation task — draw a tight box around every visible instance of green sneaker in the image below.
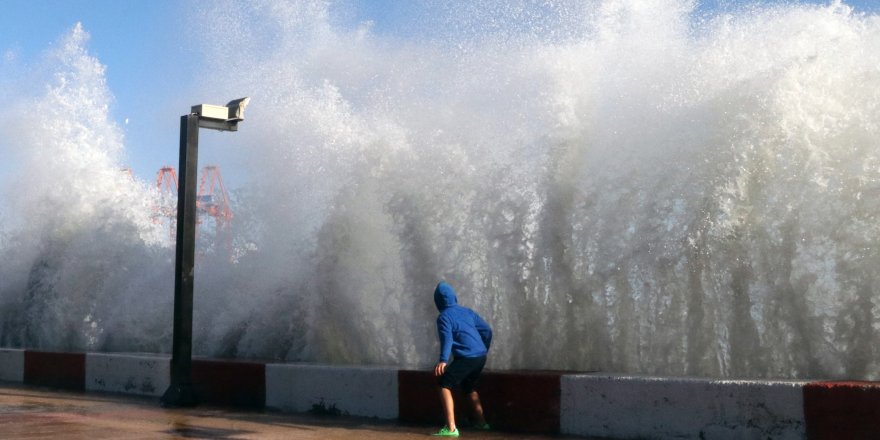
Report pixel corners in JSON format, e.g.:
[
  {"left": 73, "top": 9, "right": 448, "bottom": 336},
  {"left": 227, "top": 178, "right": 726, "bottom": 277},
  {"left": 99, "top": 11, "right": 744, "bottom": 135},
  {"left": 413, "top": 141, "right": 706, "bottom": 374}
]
[
  {"left": 474, "top": 422, "right": 491, "bottom": 431},
  {"left": 431, "top": 426, "right": 460, "bottom": 437}
]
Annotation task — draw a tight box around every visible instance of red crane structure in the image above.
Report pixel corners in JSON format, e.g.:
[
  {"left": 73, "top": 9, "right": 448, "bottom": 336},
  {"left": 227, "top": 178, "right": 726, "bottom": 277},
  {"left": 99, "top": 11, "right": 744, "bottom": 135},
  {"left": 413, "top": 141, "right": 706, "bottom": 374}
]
[
  {"left": 155, "top": 166, "right": 180, "bottom": 218},
  {"left": 197, "top": 165, "right": 233, "bottom": 233},
  {"left": 153, "top": 165, "right": 233, "bottom": 255}
]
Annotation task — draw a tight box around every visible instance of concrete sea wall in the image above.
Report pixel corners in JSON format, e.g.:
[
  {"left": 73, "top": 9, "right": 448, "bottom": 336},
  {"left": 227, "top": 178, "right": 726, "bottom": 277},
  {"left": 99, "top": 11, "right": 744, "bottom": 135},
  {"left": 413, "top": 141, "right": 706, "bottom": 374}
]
[{"left": 0, "top": 348, "right": 876, "bottom": 439}]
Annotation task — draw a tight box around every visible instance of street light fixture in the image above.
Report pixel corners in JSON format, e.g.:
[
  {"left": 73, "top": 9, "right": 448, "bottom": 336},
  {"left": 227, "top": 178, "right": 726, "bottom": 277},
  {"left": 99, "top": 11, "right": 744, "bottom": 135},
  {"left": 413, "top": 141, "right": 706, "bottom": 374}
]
[{"left": 161, "top": 97, "right": 250, "bottom": 407}]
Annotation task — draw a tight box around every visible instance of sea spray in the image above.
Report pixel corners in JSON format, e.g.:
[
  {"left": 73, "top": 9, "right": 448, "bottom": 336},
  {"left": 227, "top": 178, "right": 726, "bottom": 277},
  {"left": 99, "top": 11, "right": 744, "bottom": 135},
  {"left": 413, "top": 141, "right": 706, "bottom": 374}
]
[
  {"left": 193, "top": 0, "right": 880, "bottom": 378},
  {"left": 0, "top": 24, "right": 169, "bottom": 352}
]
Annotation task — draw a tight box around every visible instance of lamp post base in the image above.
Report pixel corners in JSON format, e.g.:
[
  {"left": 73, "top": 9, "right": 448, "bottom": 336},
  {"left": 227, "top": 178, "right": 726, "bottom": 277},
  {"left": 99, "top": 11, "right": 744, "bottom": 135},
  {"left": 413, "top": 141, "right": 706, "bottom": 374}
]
[{"left": 160, "top": 382, "right": 198, "bottom": 408}]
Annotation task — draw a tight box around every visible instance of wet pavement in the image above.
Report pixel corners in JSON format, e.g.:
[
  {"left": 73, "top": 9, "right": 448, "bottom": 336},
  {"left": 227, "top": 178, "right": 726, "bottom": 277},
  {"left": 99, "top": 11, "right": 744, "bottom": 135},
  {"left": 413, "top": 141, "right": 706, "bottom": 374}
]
[{"left": 0, "top": 384, "right": 592, "bottom": 439}]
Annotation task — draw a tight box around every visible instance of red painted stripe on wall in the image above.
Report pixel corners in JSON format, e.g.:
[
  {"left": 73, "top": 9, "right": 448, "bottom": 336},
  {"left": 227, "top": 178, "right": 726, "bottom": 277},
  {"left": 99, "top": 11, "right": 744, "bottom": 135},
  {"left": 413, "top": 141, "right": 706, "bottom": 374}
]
[
  {"left": 192, "top": 358, "right": 265, "bottom": 408},
  {"left": 398, "top": 369, "right": 561, "bottom": 433},
  {"left": 804, "top": 381, "right": 880, "bottom": 440},
  {"left": 398, "top": 369, "right": 447, "bottom": 426},
  {"left": 23, "top": 350, "right": 85, "bottom": 391}
]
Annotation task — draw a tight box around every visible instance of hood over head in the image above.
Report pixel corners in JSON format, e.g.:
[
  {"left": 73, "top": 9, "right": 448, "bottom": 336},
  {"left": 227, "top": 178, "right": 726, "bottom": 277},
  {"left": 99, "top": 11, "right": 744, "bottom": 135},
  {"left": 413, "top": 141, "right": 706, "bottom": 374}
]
[{"left": 434, "top": 282, "right": 458, "bottom": 311}]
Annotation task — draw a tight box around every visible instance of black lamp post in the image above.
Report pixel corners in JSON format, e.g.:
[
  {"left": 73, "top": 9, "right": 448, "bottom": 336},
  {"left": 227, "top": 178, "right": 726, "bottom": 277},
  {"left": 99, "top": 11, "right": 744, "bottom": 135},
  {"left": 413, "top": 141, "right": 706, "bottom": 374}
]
[{"left": 160, "top": 98, "right": 250, "bottom": 407}]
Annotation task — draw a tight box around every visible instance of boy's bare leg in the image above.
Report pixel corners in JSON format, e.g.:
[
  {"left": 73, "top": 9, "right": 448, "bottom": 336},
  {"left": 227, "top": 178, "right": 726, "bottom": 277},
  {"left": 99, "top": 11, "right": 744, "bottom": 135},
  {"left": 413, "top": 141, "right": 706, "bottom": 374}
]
[
  {"left": 439, "top": 387, "right": 456, "bottom": 431},
  {"left": 468, "top": 391, "right": 487, "bottom": 426}
]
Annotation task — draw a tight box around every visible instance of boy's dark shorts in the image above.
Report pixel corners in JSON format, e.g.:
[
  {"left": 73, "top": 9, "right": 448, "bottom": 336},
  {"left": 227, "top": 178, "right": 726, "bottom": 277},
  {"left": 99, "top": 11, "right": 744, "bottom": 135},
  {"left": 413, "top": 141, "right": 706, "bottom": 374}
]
[{"left": 439, "top": 356, "right": 487, "bottom": 394}]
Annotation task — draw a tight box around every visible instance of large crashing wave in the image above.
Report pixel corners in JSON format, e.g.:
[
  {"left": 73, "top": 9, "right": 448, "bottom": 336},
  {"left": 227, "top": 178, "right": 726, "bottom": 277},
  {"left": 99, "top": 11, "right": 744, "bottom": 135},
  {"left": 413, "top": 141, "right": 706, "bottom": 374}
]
[
  {"left": 0, "top": 24, "right": 170, "bottom": 352},
  {"left": 2, "top": 1, "right": 880, "bottom": 380}
]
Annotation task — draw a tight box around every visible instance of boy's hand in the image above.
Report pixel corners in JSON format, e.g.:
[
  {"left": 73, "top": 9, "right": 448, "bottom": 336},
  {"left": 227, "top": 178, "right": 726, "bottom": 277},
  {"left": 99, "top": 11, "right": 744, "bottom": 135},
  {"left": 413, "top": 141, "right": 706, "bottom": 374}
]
[{"left": 434, "top": 362, "right": 447, "bottom": 377}]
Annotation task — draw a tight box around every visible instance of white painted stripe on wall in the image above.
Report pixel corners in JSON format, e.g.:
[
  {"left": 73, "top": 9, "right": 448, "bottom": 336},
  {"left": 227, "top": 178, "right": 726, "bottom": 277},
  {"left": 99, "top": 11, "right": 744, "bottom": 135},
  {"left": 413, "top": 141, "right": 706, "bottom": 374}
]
[
  {"left": 561, "top": 374, "right": 807, "bottom": 440},
  {"left": 85, "top": 353, "right": 170, "bottom": 397},
  {"left": 0, "top": 348, "right": 24, "bottom": 383},
  {"left": 266, "top": 363, "right": 398, "bottom": 419}
]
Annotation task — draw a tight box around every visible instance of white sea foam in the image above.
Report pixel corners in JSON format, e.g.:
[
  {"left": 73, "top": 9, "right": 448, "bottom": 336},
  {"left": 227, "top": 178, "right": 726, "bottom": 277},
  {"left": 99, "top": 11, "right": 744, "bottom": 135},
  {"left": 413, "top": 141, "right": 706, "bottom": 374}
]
[{"left": 0, "top": 24, "right": 170, "bottom": 351}]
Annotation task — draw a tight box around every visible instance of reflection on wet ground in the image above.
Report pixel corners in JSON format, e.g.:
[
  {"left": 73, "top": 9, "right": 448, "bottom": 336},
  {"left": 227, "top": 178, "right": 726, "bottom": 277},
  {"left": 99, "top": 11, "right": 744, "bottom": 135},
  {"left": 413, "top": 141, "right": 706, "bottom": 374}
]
[{"left": 0, "top": 384, "right": 591, "bottom": 439}]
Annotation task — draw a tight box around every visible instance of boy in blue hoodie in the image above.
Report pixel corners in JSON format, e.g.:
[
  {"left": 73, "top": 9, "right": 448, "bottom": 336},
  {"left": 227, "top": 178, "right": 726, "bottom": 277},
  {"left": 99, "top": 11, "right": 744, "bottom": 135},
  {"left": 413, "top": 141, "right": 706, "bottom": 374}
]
[{"left": 432, "top": 282, "right": 493, "bottom": 437}]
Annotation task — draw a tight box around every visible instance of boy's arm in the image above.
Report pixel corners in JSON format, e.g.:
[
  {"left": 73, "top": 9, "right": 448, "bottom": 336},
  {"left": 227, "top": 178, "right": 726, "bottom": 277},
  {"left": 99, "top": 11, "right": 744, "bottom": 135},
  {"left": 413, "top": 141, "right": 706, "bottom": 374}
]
[
  {"left": 474, "top": 313, "right": 492, "bottom": 350},
  {"left": 437, "top": 315, "right": 453, "bottom": 362}
]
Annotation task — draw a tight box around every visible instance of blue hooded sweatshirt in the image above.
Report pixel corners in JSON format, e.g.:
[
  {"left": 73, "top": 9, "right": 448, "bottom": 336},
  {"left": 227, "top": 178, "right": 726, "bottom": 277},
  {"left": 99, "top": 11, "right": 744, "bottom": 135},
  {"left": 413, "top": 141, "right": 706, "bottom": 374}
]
[{"left": 434, "top": 282, "right": 492, "bottom": 363}]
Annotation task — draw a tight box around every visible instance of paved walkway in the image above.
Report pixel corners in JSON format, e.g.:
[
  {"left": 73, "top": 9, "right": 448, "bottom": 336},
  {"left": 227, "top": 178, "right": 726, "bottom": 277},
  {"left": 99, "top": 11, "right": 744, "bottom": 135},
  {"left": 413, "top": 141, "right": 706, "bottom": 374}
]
[{"left": 0, "top": 384, "right": 590, "bottom": 439}]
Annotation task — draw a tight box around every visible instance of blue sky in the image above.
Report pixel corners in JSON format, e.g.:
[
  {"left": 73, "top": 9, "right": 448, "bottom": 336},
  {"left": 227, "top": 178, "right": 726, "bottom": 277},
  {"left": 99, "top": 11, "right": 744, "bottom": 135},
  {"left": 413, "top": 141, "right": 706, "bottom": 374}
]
[
  {"left": 0, "top": 1, "right": 194, "bottom": 184},
  {"left": 1, "top": 0, "right": 878, "bottom": 187}
]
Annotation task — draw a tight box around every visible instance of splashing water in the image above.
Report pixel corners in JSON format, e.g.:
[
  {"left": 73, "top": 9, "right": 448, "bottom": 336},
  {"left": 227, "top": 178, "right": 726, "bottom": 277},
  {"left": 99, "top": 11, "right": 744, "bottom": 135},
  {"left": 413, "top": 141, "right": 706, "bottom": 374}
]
[
  {"left": 0, "top": 24, "right": 169, "bottom": 352},
  {"left": 2, "top": 1, "right": 880, "bottom": 380}
]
